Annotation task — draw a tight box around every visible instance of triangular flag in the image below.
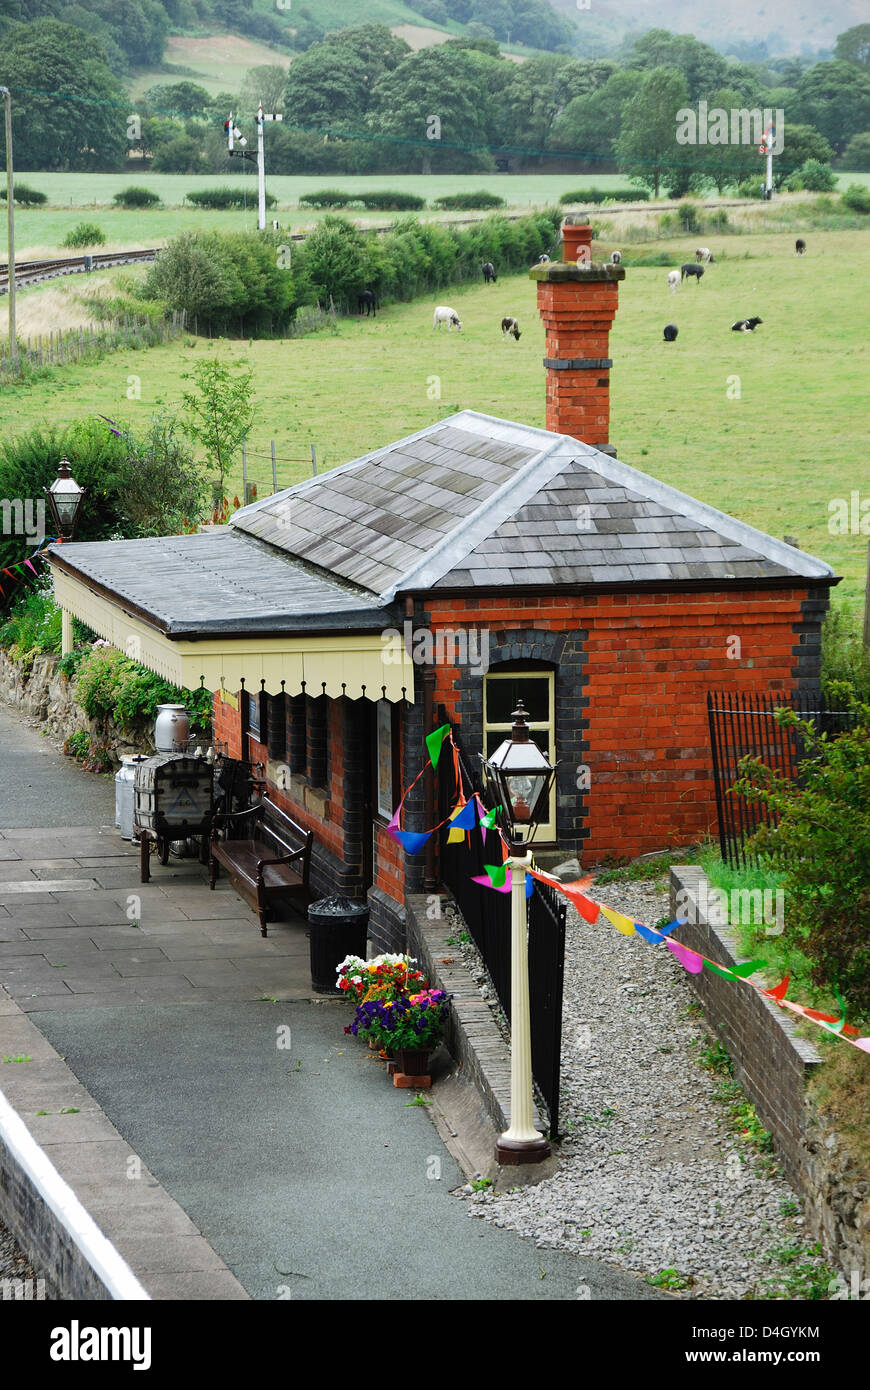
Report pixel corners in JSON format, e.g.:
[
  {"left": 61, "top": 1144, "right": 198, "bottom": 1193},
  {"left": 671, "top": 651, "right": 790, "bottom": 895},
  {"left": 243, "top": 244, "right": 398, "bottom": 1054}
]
[
  {"left": 471, "top": 873, "right": 511, "bottom": 894},
  {"left": 855, "top": 1038, "right": 870, "bottom": 1053},
  {"left": 600, "top": 905, "right": 636, "bottom": 937},
  {"left": 483, "top": 863, "right": 507, "bottom": 888},
  {"left": 475, "top": 795, "right": 489, "bottom": 844},
  {"left": 525, "top": 873, "right": 534, "bottom": 899},
  {"left": 24, "top": 558, "right": 37, "bottom": 574},
  {"left": 393, "top": 829, "right": 431, "bottom": 854},
  {"left": 449, "top": 799, "right": 477, "bottom": 830},
  {"left": 481, "top": 805, "right": 501, "bottom": 830},
  {"left": 706, "top": 958, "right": 766, "bottom": 980},
  {"left": 561, "top": 885, "right": 600, "bottom": 923},
  {"left": 764, "top": 974, "right": 790, "bottom": 1002},
  {"left": 425, "top": 724, "right": 450, "bottom": 769},
  {"left": 446, "top": 827, "right": 465, "bottom": 844},
  {"left": 666, "top": 939, "right": 704, "bottom": 974}
]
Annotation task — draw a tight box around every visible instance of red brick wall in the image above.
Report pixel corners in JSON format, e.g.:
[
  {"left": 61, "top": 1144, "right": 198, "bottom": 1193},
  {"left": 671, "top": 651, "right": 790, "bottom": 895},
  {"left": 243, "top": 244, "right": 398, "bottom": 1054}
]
[
  {"left": 424, "top": 589, "right": 813, "bottom": 861},
  {"left": 213, "top": 694, "right": 242, "bottom": 759}
]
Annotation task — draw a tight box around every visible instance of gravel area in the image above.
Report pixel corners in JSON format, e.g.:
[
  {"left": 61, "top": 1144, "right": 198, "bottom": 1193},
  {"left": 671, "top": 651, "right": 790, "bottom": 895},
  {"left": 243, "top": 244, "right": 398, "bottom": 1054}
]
[
  {"left": 0, "top": 1216, "right": 46, "bottom": 1297},
  {"left": 459, "top": 877, "right": 832, "bottom": 1300}
]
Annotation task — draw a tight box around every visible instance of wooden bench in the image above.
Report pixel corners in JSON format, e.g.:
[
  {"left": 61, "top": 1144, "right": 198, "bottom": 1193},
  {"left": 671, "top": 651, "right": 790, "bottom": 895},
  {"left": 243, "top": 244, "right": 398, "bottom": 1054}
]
[{"left": 209, "top": 799, "right": 313, "bottom": 937}]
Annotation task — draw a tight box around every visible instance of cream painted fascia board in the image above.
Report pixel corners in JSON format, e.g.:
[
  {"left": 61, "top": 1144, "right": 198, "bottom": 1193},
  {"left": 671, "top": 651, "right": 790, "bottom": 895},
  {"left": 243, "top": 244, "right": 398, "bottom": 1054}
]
[{"left": 51, "top": 567, "right": 415, "bottom": 702}]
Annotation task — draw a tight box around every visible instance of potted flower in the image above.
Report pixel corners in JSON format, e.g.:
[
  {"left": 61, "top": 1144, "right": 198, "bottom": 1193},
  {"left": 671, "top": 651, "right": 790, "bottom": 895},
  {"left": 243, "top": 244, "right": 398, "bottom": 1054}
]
[
  {"left": 335, "top": 953, "right": 427, "bottom": 1005},
  {"left": 345, "top": 988, "right": 450, "bottom": 1079}
]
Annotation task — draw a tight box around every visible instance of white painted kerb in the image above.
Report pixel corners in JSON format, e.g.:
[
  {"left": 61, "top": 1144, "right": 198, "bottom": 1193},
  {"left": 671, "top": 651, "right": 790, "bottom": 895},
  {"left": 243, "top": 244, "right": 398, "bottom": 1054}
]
[{"left": 0, "top": 1088, "right": 151, "bottom": 1300}]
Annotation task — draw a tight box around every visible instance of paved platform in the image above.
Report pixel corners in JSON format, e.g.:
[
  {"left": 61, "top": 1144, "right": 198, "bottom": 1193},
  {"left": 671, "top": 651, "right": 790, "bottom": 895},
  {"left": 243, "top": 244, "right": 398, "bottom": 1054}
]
[{"left": 0, "top": 708, "right": 664, "bottom": 1300}]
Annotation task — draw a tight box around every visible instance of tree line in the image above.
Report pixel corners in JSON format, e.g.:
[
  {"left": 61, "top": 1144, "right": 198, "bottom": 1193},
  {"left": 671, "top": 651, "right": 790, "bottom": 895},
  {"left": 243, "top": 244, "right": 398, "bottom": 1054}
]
[{"left": 0, "top": 19, "right": 869, "bottom": 185}]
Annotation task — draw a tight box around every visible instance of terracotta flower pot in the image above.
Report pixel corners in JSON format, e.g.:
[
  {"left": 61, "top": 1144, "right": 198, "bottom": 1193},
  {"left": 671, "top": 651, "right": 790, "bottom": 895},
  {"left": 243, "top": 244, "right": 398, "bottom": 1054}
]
[{"left": 393, "top": 1047, "right": 432, "bottom": 1077}]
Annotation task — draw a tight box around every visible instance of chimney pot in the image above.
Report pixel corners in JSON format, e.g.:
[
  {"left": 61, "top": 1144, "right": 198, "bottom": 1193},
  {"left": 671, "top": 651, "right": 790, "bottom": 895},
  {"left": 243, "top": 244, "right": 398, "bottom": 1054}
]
[{"left": 560, "top": 218, "right": 593, "bottom": 263}]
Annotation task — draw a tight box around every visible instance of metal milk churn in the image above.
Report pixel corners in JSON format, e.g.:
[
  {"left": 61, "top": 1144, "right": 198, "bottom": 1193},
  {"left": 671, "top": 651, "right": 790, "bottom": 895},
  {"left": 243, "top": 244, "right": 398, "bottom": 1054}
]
[{"left": 154, "top": 704, "right": 190, "bottom": 753}]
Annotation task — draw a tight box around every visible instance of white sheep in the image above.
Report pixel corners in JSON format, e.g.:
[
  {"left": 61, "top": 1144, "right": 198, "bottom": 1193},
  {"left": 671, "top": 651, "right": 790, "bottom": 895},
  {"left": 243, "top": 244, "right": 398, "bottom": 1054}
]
[
  {"left": 667, "top": 269, "right": 680, "bottom": 293},
  {"left": 433, "top": 306, "right": 462, "bottom": 331}
]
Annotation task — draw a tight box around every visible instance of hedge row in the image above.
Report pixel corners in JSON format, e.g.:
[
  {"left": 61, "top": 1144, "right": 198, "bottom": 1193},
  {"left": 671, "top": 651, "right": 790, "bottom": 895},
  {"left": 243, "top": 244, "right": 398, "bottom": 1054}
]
[
  {"left": 139, "top": 208, "right": 562, "bottom": 334},
  {"left": 186, "top": 186, "right": 277, "bottom": 209},
  {"left": 559, "top": 187, "right": 650, "bottom": 205}
]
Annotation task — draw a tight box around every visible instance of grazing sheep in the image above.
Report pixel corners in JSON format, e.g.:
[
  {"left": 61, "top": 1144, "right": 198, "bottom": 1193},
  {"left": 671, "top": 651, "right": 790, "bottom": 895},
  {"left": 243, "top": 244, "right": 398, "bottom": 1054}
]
[
  {"left": 501, "top": 317, "right": 521, "bottom": 341},
  {"left": 481, "top": 262, "right": 497, "bottom": 283},
  {"left": 538, "top": 253, "right": 551, "bottom": 263},
  {"left": 795, "top": 238, "right": 806, "bottom": 255},
  {"left": 433, "top": 305, "right": 462, "bottom": 331},
  {"left": 357, "top": 290, "right": 377, "bottom": 316},
  {"left": 695, "top": 247, "right": 715, "bottom": 263},
  {"left": 667, "top": 269, "right": 681, "bottom": 293},
  {"left": 731, "top": 317, "right": 763, "bottom": 332},
  {"left": 663, "top": 323, "right": 679, "bottom": 342},
  {"left": 681, "top": 263, "right": 704, "bottom": 283},
  {"left": 610, "top": 250, "right": 622, "bottom": 265}
]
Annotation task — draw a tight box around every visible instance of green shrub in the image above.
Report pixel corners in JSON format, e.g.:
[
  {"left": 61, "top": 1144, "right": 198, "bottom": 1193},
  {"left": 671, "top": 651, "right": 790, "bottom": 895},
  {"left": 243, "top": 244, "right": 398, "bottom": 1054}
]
[
  {"left": 841, "top": 183, "right": 870, "bottom": 213},
  {"left": 433, "top": 191, "right": 505, "bottom": 210},
  {"left": 0, "top": 420, "right": 127, "bottom": 590},
  {"left": 821, "top": 605, "right": 870, "bottom": 702},
  {"left": 140, "top": 229, "right": 296, "bottom": 336},
  {"left": 113, "top": 186, "right": 160, "bottom": 209},
  {"left": 297, "top": 189, "right": 358, "bottom": 208},
  {"left": 0, "top": 183, "right": 47, "bottom": 206},
  {"left": 736, "top": 180, "right": 764, "bottom": 198},
  {"left": 63, "top": 730, "right": 91, "bottom": 760},
  {"left": 736, "top": 697, "right": 870, "bottom": 1015},
  {"left": 559, "top": 187, "right": 648, "bottom": 205},
  {"left": 75, "top": 644, "right": 213, "bottom": 734},
  {"left": 62, "top": 222, "right": 106, "bottom": 248},
  {"left": 186, "top": 187, "right": 277, "bottom": 210},
  {"left": 359, "top": 191, "right": 426, "bottom": 211},
  {"left": 796, "top": 160, "right": 837, "bottom": 192}
]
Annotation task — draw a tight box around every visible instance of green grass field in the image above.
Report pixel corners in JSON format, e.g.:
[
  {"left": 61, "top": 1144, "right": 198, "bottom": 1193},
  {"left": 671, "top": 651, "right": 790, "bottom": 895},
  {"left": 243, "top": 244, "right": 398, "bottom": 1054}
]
[{"left": 2, "top": 226, "right": 867, "bottom": 612}]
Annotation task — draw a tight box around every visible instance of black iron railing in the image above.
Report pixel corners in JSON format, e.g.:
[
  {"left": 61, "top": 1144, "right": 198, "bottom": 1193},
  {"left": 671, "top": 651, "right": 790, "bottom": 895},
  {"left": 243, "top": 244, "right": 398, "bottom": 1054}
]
[
  {"left": 435, "top": 730, "right": 566, "bottom": 1138},
  {"left": 707, "top": 690, "right": 857, "bottom": 868}
]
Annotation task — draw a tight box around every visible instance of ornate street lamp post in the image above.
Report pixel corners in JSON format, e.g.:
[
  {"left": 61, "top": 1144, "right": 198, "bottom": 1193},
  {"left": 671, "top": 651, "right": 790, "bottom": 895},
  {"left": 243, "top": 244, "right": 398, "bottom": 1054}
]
[
  {"left": 482, "top": 701, "right": 558, "bottom": 1165},
  {"left": 44, "top": 459, "right": 85, "bottom": 541}
]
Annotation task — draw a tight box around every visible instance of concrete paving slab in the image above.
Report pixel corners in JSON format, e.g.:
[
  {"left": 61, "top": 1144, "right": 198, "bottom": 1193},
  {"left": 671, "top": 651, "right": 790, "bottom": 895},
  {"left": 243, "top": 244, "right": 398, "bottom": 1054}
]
[
  {"left": 0, "top": 927, "right": 31, "bottom": 946},
  {"left": 4, "top": 906, "right": 78, "bottom": 927},
  {"left": 28, "top": 1110, "right": 130, "bottom": 1144},
  {"left": 0, "top": 865, "right": 38, "bottom": 882}
]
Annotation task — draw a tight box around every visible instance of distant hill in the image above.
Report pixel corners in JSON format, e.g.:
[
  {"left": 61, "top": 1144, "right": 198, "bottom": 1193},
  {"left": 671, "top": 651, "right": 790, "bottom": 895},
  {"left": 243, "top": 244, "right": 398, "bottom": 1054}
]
[{"left": 550, "top": 0, "right": 864, "bottom": 56}]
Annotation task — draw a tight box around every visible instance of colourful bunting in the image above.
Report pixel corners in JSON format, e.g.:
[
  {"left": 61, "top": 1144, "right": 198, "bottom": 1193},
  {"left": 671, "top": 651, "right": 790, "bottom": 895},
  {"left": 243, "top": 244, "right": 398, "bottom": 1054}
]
[
  {"left": 667, "top": 939, "right": 705, "bottom": 974},
  {"left": 764, "top": 975, "right": 790, "bottom": 1002},
  {"left": 472, "top": 873, "right": 511, "bottom": 895},
  {"left": 425, "top": 724, "right": 450, "bottom": 769},
  {"left": 446, "top": 827, "right": 466, "bottom": 845},
  {"left": 391, "top": 829, "right": 431, "bottom": 854},
  {"left": 483, "top": 863, "right": 507, "bottom": 888},
  {"left": 706, "top": 959, "right": 767, "bottom": 981},
  {"left": 449, "top": 799, "right": 477, "bottom": 831},
  {"left": 600, "top": 904, "right": 636, "bottom": 938}
]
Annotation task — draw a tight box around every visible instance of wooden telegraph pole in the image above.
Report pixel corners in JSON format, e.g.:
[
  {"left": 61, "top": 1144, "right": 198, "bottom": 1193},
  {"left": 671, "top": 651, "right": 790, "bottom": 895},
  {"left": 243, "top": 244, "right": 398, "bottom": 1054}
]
[{"left": 1, "top": 87, "right": 16, "bottom": 362}]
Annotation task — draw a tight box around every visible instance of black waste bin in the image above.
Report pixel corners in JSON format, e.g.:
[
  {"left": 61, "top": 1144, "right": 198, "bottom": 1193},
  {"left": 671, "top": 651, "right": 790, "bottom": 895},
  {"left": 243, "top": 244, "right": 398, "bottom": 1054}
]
[{"left": 308, "top": 895, "right": 369, "bottom": 994}]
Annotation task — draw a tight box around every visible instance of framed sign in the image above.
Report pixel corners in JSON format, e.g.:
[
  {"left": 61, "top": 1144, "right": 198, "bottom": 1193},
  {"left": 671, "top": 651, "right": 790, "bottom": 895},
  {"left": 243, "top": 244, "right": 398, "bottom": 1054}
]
[{"left": 376, "top": 700, "right": 395, "bottom": 820}]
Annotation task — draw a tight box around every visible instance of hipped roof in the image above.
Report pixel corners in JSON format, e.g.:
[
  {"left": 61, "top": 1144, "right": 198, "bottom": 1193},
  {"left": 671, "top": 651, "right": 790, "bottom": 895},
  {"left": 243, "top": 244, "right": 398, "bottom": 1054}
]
[{"left": 49, "top": 412, "right": 835, "bottom": 647}]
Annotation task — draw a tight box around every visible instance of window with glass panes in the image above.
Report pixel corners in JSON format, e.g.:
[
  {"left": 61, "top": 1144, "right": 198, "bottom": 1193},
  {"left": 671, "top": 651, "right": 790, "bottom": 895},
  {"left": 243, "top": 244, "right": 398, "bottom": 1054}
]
[{"left": 483, "top": 671, "right": 556, "bottom": 841}]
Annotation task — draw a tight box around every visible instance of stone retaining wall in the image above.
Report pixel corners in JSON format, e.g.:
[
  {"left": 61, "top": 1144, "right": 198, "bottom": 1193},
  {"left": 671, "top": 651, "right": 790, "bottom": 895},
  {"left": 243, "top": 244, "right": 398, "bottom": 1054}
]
[
  {"left": 670, "top": 864, "right": 869, "bottom": 1281},
  {"left": 0, "top": 649, "right": 154, "bottom": 765}
]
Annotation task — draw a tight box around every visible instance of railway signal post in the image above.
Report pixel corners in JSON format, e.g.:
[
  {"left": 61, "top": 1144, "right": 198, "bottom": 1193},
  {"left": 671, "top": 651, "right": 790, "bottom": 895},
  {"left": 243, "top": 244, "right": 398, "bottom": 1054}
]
[{"left": 226, "top": 104, "right": 283, "bottom": 231}]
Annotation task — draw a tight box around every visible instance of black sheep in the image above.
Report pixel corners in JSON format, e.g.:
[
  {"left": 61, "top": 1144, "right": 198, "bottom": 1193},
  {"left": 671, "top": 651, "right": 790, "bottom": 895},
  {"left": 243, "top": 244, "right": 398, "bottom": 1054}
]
[{"left": 663, "top": 323, "right": 678, "bottom": 342}]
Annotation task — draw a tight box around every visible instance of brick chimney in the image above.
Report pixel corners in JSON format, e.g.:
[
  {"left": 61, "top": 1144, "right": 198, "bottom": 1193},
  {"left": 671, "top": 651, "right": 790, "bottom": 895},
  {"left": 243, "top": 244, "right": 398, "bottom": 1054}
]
[{"left": 530, "top": 218, "right": 625, "bottom": 450}]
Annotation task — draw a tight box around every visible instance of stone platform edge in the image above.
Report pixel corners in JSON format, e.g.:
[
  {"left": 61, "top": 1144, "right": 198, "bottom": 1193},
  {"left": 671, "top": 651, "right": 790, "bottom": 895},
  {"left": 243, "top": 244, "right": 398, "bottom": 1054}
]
[
  {"left": 0, "top": 985, "right": 248, "bottom": 1301},
  {"left": 405, "top": 892, "right": 545, "bottom": 1138}
]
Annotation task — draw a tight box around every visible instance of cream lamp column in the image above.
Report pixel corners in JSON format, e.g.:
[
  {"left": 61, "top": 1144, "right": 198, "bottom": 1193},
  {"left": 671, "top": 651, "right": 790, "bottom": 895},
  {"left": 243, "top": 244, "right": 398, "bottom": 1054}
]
[{"left": 481, "top": 701, "right": 558, "bottom": 1166}]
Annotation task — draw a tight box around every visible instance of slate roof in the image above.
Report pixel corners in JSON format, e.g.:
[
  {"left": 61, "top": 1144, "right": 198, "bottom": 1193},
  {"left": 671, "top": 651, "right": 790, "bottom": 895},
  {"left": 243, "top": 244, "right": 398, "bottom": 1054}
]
[
  {"left": 50, "top": 412, "right": 835, "bottom": 634},
  {"left": 51, "top": 530, "right": 397, "bottom": 637},
  {"left": 232, "top": 411, "right": 835, "bottom": 599}
]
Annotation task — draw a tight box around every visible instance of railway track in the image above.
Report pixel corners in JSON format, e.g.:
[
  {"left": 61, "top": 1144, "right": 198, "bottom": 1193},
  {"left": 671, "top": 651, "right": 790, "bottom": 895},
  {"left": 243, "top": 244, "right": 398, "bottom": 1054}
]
[
  {"left": 0, "top": 248, "right": 159, "bottom": 295},
  {"left": 0, "top": 197, "right": 762, "bottom": 295}
]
